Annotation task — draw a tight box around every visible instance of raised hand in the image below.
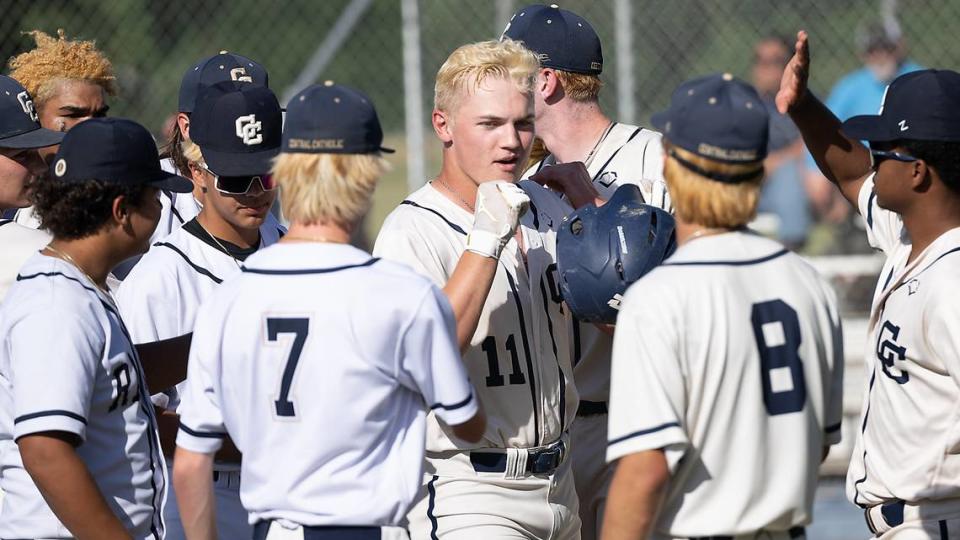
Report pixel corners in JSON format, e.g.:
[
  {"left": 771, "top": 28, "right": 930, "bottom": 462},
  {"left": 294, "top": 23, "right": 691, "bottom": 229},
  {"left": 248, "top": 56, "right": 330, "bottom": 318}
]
[{"left": 776, "top": 30, "right": 810, "bottom": 115}]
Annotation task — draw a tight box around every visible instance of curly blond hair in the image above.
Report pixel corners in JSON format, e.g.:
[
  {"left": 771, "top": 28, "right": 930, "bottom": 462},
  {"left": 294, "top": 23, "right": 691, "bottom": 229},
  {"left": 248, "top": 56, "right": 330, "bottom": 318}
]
[{"left": 8, "top": 29, "right": 117, "bottom": 107}]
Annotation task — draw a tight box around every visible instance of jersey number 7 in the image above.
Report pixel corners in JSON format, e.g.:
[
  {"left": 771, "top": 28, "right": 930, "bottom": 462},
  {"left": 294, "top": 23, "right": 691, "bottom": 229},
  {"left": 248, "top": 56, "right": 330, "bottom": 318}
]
[
  {"left": 267, "top": 317, "right": 310, "bottom": 418},
  {"left": 750, "top": 300, "right": 807, "bottom": 416}
]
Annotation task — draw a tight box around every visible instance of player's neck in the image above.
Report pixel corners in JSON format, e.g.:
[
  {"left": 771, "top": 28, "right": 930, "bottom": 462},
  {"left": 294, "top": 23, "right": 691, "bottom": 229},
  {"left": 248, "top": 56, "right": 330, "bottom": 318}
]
[
  {"left": 540, "top": 103, "right": 610, "bottom": 164},
  {"left": 675, "top": 219, "right": 736, "bottom": 246},
  {"left": 901, "top": 195, "right": 960, "bottom": 262},
  {"left": 46, "top": 235, "right": 125, "bottom": 289},
  {"left": 282, "top": 222, "right": 351, "bottom": 245},
  {"left": 197, "top": 210, "right": 260, "bottom": 248},
  {"left": 435, "top": 159, "right": 479, "bottom": 214}
]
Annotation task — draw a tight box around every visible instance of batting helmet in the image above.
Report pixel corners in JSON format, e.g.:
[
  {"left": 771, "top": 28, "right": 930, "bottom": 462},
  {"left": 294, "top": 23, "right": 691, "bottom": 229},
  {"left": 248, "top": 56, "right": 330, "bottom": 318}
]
[{"left": 557, "top": 184, "right": 677, "bottom": 324}]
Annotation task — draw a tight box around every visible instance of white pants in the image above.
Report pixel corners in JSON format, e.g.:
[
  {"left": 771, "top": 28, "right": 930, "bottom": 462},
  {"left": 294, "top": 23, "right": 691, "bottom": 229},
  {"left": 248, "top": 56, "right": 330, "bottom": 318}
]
[
  {"left": 407, "top": 448, "right": 580, "bottom": 539},
  {"left": 164, "top": 460, "right": 252, "bottom": 540},
  {"left": 867, "top": 499, "right": 960, "bottom": 539},
  {"left": 570, "top": 413, "right": 613, "bottom": 540}
]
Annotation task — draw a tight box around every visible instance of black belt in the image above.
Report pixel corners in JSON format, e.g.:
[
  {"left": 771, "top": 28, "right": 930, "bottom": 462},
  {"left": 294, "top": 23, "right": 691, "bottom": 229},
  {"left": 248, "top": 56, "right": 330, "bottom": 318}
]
[
  {"left": 470, "top": 439, "right": 566, "bottom": 475},
  {"left": 691, "top": 526, "right": 805, "bottom": 540},
  {"left": 253, "top": 522, "right": 382, "bottom": 540},
  {"left": 577, "top": 400, "right": 608, "bottom": 416},
  {"left": 866, "top": 499, "right": 905, "bottom": 535}
]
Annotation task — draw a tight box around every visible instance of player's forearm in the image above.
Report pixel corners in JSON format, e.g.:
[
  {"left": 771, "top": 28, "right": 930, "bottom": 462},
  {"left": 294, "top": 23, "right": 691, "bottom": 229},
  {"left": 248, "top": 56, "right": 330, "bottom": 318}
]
[
  {"left": 443, "top": 252, "right": 498, "bottom": 352},
  {"left": 173, "top": 447, "right": 218, "bottom": 540},
  {"left": 19, "top": 434, "right": 132, "bottom": 540},
  {"left": 136, "top": 332, "right": 192, "bottom": 393},
  {"left": 602, "top": 451, "right": 670, "bottom": 540},
  {"left": 789, "top": 92, "right": 872, "bottom": 195}
]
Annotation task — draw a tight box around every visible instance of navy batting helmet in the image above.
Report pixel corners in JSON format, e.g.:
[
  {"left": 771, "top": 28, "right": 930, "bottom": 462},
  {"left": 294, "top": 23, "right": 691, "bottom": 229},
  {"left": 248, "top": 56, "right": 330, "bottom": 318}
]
[{"left": 557, "top": 184, "right": 676, "bottom": 323}]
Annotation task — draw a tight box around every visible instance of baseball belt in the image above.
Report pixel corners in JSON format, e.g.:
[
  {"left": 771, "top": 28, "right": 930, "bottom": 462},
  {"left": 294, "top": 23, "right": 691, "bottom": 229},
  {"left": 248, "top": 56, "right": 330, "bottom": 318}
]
[
  {"left": 470, "top": 437, "right": 567, "bottom": 475},
  {"left": 576, "top": 400, "right": 608, "bottom": 416},
  {"left": 253, "top": 522, "right": 383, "bottom": 540},
  {"left": 690, "top": 526, "right": 804, "bottom": 540}
]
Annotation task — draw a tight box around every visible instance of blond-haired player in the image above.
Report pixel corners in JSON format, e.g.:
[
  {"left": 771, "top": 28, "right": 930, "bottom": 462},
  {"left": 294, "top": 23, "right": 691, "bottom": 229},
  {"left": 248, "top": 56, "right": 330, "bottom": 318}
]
[
  {"left": 603, "top": 74, "right": 844, "bottom": 540},
  {"left": 504, "top": 6, "right": 670, "bottom": 537},
  {"left": 5, "top": 28, "right": 116, "bottom": 227},
  {"left": 174, "top": 82, "right": 484, "bottom": 540},
  {"left": 374, "top": 39, "right": 581, "bottom": 538}
]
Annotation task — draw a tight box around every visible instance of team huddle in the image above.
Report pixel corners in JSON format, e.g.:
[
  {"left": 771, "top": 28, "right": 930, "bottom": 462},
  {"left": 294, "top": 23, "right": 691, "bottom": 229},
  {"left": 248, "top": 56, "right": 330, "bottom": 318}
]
[{"left": 1, "top": 3, "right": 960, "bottom": 540}]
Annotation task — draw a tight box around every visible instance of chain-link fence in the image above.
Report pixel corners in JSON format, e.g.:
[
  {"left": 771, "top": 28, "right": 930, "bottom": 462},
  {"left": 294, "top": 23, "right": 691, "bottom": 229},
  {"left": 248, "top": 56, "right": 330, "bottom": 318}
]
[{"left": 3, "top": 0, "right": 958, "bottom": 237}]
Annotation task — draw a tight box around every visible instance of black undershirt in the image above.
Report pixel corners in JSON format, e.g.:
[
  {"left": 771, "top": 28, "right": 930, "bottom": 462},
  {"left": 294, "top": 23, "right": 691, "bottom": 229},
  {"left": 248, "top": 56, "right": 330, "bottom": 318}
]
[{"left": 182, "top": 217, "right": 260, "bottom": 262}]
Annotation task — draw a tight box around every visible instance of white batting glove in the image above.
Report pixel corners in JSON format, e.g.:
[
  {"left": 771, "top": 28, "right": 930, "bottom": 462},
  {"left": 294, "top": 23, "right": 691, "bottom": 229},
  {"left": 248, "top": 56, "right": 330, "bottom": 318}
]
[{"left": 466, "top": 181, "right": 531, "bottom": 259}]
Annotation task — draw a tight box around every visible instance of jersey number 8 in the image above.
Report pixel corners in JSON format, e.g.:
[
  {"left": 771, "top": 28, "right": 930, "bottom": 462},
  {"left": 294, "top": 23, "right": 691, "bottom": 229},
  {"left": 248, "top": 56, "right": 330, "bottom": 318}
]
[{"left": 750, "top": 300, "right": 807, "bottom": 416}]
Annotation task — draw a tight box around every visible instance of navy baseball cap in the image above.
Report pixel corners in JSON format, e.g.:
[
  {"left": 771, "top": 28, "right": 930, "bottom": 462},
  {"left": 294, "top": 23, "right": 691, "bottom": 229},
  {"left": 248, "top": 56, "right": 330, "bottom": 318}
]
[
  {"left": 501, "top": 4, "right": 603, "bottom": 75},
  {"left": 842, "top": 69, "right": 960, "bottom": 143},
  {"left": 190, "top": 82, "right": 282, "bottom": 176},
  {"left": 0, "top": 75, "right": 63, "bottom": 149},
  {"left": 178, "top": 51, "right": 268, "bottom": 113},
  {"left": 283, "top": 81, "right": 394, "bottom": 155},
  {"left": 653, "top": 73, "right": 769, "bottom": 177},
  {"left": 50, "top": 118, "right": 192, "bottom": 192}
]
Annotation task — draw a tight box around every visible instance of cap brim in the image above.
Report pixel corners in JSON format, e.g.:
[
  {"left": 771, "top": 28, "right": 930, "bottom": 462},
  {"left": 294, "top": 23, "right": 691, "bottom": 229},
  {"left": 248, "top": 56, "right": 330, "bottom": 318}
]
[
  {"left": 0, "top": 127, "right": 64, "bottom": 149},
  {"left": 380, "top": 145, "right": 395, "bottom": 154},
  {"left": 144, "top": 169, "right": 194, "bottom": 193},
  {"left": 202, "top": 146, "right": 280, "bottom": 176},
  {"left": 842, "top": 115, "right": 896, "bottom": 142}
]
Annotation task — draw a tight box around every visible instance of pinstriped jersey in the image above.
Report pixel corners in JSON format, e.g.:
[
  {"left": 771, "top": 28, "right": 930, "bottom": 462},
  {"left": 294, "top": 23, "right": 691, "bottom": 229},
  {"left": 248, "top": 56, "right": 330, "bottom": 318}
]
[
  {"left": 847, "top": 175, "right": 960, "bottom": 507},
  {"left": 176, "top": 243, "right": 477, "bottom": 526},
  {"left": 374, "top": 181, "right": 577, "bottom": 451},
  {"left": 0, "top": 255, "right": 166, "bottom": 539},
  {"left": 607, "top": 232, "right": 844, "bottom": 537},
  {"left": 522, "top": 122, "right": 669, "bottom": 403}
]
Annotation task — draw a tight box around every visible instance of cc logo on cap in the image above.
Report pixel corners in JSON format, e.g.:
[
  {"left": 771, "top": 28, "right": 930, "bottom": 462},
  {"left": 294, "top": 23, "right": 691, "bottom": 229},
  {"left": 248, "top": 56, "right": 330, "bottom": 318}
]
[
  {"left": 235, "top": 114, "right": 263, "bottom": 146},
  {"left": 54, "top": 158, "right": 67, "bottom": 177}
]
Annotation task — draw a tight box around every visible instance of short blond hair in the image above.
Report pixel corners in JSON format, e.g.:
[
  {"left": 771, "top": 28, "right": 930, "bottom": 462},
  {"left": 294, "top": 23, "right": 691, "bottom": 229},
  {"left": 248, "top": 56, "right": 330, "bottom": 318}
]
[
  {"left": 271, "top": 152, "right": 389, "bottom": 227},
  {"left": 181, "top": 138, "right": 203, "bottom": 165},
  {"left": 8, "top": 29, "right": 117, "bottom": 107},
  {"left": 434, "top": 39, "right": 539, "bottom": 113},
  {"left": 554, "top": 70, "right": 602, "bottom": 102},
  {"left": 664, "top": 144, "right": 764, "bottom": 228}
]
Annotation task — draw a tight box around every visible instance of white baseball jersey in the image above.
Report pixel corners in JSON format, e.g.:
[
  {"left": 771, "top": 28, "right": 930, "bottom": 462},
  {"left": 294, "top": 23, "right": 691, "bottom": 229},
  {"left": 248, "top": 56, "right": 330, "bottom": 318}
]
[
  {"left": 9, "top": 205, "right": 40, "bottom": 229},
  {"left": 176, "top": 242, "right": 477, "bottom": 527},
  {"left": 0, "top": 254, "right": 166, "bottom": 539},
  {"left": 523, "top": 122, "right": 669, "bottom": 403},
  {"left": 0, "top": 219, "right": 49, "bottom": 303},
  {"left": 153, "top": 158, "right": 201, "bottom": 246},
  {"left": 374, "top": 181, "right": 577, "bottom": 451},
  {"left": 846, "top": 174, "right": 960, "bottom": 508},
  {"left": 607, "top": 231, "right": 844, "bottom": 537}
]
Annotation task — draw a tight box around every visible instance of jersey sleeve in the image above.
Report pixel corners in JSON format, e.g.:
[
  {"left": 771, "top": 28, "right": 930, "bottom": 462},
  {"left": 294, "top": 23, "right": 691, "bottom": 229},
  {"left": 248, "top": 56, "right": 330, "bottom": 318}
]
[
  {"left": 857, "top": 173, "right": 905, "bottom": 255},
  {"left": 117, "top": 259, "right": 183, "bottom": 344},
  {"left": 607, "top": 283, "right": 688, "bottom": 470},
  {"left": 823, "top": 285, "right": 845, "bottom": 446},
  {"left": 175, "top": 302, "right": 227, "bottom": 454},
  {"left": 9, "top": 310, "right": 102, "bottom": 441},
  {"left": 396, "top": 284, "right": 478, "bottom": 427},
  {"left": 373, "top": 214, "right": 451, "bottom": 288}
]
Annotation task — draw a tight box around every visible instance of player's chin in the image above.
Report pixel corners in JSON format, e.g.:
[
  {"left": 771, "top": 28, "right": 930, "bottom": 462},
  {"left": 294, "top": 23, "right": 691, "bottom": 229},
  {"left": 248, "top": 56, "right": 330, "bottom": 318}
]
[{"left": 235, "top": 203, "right": 271, "bottom": 223}]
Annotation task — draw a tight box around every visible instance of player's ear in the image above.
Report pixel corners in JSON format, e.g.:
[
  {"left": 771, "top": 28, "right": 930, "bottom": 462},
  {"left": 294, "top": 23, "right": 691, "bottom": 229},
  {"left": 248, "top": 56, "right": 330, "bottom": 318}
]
[
  {"left": 540, "top": 68, "right": 559, "bottom": 100},
  {"left": 433, "top": 109, "right": 453, "bottom": 145},
  {"left": 187, "top": 162, "right": 210, "bottom": 193},
  {"left": 177, "top": 113, "right": 191, "bottom": 139},
  {"left": 112, "top": 194, "right": 131, "bottom": 227},
  {"left": 911, "top": 158, "right": 931, "bottom": 192}
]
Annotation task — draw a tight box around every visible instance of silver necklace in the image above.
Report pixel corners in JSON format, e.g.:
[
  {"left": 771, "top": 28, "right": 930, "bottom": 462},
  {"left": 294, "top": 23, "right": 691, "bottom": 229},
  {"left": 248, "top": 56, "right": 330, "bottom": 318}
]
[
  {"left": 434, "top": 177, "right": 475, "bottom": 212},
  {"left": 44, "top": 245, "right": 117, "bottom": 307},
  {"left": 201, "top": 226, "right": 246, "bottom": 268},
  {"left": 583, "top": 121, "right": 615, "bottom": 169}
]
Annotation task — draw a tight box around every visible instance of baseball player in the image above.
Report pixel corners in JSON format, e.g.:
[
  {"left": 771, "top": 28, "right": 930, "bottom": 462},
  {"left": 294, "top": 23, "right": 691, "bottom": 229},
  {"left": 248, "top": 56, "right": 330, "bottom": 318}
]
[
  {"left": 173, "top": 81, "right": 485, "bottom": 540},
  {"left": 603, "top": 74, "right": 844, "bottom": 540},
  {"left": 779, "top": 31, "right": 960, "bottom": 538},
  {"left": 0, "top": 117, "right": 193, "bottom": 539},
  {"left": 153, "top": 51, "right": 270, "bottom": 246},
  {"left": 117, "top": 81, "right": 285, "bottom": 540},
  {"left": 4, "top": 29, "right": 116, "bottom": 226},
  {"left": 0, "top": 75, "right": 63, "bottom": 302},
  {"left": 503, "top": 6, "right": 671, "bottom": 537},
  {"left": 374, "top": 39, "right": 581, "bottom": 538}
]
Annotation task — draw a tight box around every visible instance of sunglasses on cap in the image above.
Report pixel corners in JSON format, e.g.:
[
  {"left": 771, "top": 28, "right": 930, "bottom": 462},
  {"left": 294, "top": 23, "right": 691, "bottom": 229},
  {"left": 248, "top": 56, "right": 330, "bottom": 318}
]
[
  {"left": 198, "top": 164, "right": 277, "bottom": 195},
  {"left": 870, "top": 149, "right": 918, "bottom": 169}
]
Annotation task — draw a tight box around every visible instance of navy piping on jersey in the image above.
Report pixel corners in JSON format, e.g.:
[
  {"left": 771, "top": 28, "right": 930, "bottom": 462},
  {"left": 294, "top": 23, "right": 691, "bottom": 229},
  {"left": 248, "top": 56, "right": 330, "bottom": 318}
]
[
  {"left": 426, "top": 475, "right": 440, "bottom": 540},
  {"left": 15, "top": 270, "right": 165, "bottom": 535},
  {"left": 163, "top": 191, "right": 185, "bottom": 225},
  {"left": 866, "top": 191, "right": 877, "bottom": 230},
  {"left": 399, "top": 200, "right": 467, "bottom": 236},
  {"left": 0, "top": 218, "right": 12, "bottom": 226},
  {"left": 572, "top": 318, "right": 582, "bottom": 367},
  {"left": 591, "top": 126, "right": 642, "bottom": 182},
  {"left": 242, "top": 258, "right": 379, "bottom": 275},
  {"left": 14, "top": 409, "right": 87, "bottom": 425},
  {"left": 608, "top": 421, "right": 681, "bottom": 447},
  {"left": 662, "top": 248, "right": 789, "bottom": 268},
  {"left": 527, "top": 197, "right": 540, "bottom": 229},
  {"left": 825, "top": 422, "right": 842, "bottom": 434},
  {"left": 179, "top": 423, "right": 228, "bottom": 439},
  {"left": 853, "top": 369, "right": 878, "bottom": 509},
  {"left": 894, "top": 246, "right": 960, "bottom": 288},
  {"left": 154, "top": 242, "right": 224, "bottom": 284},
  {"left": 940, "top": 520, "right": 949, "bottom": 539},
  {"left": 539, "top": 277, "right": 565, "bottom": 430},
  {"left": 429, "top": 390, "right": 474, "bottom": 412},
  {"left": 504, "top": 270, "right": 540, "bottom": 446}
]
